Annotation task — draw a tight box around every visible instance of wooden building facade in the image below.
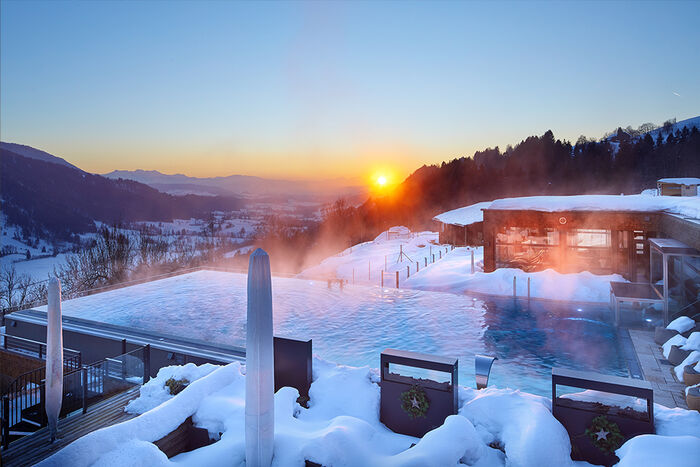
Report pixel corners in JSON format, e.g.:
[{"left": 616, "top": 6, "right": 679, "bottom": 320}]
[
  {"left": 436, "top": 221, "right": 483, "bottom": 247},
  {"left": 482, "top": 210, "right": 663, "bottom": 281}
]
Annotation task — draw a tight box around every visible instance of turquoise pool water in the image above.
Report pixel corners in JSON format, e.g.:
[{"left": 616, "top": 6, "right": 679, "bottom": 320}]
[{"left": 55, "top": 271, "right": 634, "bottom": 396}]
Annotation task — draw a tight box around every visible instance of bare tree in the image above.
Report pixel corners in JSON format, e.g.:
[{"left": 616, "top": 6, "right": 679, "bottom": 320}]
[{"left": 0, "top": 265, "right": 18, "bottom": 309}]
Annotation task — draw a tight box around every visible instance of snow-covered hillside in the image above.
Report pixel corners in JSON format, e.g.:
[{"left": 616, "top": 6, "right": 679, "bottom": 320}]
[
  {"left": 298, "top": 229, "right": 443, "bottom": 286},
  {"left": 299, "top": 227, "right": 625, "bottom": 302},
  {"left": 643, "top": 116, "right": 700, "bottom": 141},
  {"left": 0, "top": 141, "right": 80, "bottom": 170}
]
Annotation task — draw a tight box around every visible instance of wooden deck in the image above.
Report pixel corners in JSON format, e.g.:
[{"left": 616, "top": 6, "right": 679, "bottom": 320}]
[
  {"left": 629, "top": 329, "right": 689, "bottom": 409},
  {"left": 1, "top": 386, "right": 140, "bottom": 467}
]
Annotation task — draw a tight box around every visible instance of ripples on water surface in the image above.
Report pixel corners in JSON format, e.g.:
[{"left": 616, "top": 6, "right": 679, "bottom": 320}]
[{"left": 60, "top": 271, "right": 628, "bottom": 396}]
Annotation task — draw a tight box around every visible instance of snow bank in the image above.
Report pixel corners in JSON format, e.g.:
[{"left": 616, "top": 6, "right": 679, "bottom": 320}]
[
  {"left": 615, "top": 435, "right": 700, "bottom": 467},
  {"left": 433, "top": 202, "right": 493, "bottom": 226},
  {"left": 662, "top": 334, "right": 687, "bottom": 359},
  {"left": 681, "top": 332, "right": 700, "bottom": 351},
  {"left": 44, "top": 358, "right": 700, "bottom": 467},
  {"left": 298, "top": 229, "right": 441, "bottom": 285},
  {"left": 461, "top": 387, "right": 574, "bottom": 467},
  {"left": 653, "top": 403, "right": 700, "bottom": 437},
  {"left": 126, "top": 363, "right": 221, "bottom": 414},
  {"left": 667, "top": 316, "right": 696, "bottom": 333},
  {"left": 675, "top": 351, "right": 700, "bottom": 381},
  {"left": 38, "top": 363, "right": 244, "bottom": 467}
]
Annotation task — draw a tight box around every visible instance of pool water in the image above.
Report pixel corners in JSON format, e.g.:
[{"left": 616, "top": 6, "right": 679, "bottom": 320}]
[{"left": 55, "top": 271, "right": 632, "bottom": 396}]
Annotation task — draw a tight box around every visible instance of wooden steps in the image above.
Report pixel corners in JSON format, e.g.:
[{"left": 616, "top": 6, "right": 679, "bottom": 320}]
[{"left": 1, "top": 387, "right": 140, "bottom": 467}]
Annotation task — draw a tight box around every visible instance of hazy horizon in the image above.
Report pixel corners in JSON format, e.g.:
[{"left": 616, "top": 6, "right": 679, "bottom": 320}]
[{"left": 2, "top": 0, "right": 699, "bottom": 182}]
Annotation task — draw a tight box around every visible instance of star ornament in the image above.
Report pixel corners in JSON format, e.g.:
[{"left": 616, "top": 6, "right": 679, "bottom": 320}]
[
  {"left": 411, "top": 397, "right": 420, "bottom": 408},
  {"left": 595, "top": 429, "right": 609, "bottom": 441}
]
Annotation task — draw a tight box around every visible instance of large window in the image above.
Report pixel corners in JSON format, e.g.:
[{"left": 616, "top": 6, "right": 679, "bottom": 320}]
[
  {"left": 495, "top": 227, "right": 559, "bottom": 271},
  {"left": 567, "top": 229, "right": 612, "bottom": 273}
]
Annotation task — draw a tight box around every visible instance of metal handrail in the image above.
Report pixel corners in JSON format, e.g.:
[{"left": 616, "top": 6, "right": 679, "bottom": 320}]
[
  {"left": 1, "top": 344, "right": 148, "bottom": 449},
  {"left": 1, "top": 333, "right": 81, "bottom": 361}
]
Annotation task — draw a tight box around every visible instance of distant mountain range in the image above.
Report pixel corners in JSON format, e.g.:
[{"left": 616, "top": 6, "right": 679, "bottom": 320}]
[
  {"left": 0, "top": 148, "right": 243, "bottom": 241},
  {"left": 102, "top": 169, "right": 366, "bottom": 200}
]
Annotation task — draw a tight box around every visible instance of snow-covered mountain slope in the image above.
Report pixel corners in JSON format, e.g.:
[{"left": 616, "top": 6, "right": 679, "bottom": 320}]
[
  {"left": 645, "top": 115, "right": 700, "bottom": 141},
  {"left": 0, "top": 141, "right": 81, "bottom": 171}
]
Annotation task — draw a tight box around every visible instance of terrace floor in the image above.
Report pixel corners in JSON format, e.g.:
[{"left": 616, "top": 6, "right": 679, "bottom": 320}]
[
  {"left": 1, "top": 386, "right": 140, "bottom": 467},
  {"left": 629, "top": 329, "right": 689, "bottom": 409}
]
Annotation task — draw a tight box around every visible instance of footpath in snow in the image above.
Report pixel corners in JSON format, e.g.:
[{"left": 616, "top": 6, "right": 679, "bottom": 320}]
[
  {"left": 300, "top": 228, "right": 625, "bottom": 303},
  {"left": 40, "top": 359, "right": 700, "bottom": 467}
]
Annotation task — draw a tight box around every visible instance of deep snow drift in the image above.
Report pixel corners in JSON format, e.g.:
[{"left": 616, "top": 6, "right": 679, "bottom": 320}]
[{"left": 40, "top": 360, "right": 700, "bottom": 467}]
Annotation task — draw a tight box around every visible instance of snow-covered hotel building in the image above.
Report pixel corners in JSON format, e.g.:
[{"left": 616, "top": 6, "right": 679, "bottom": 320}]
[{"left": 435, "top": 194, "right": 700, "bottom": 282}]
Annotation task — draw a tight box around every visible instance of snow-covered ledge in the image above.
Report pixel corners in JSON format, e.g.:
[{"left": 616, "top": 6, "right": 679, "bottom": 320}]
[{"left": 39, "top": 359, "right": 700, "bottom": 467}]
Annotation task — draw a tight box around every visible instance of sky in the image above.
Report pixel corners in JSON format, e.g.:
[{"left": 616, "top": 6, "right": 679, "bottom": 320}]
[{"left": 1, "top": 0, "right": 699, "bottom": 181}]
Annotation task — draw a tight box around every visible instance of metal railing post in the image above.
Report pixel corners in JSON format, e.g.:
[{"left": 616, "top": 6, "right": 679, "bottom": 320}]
[
  {"left": 406, "top": 265, "right": 410, "bottom": 278},
  {"left": 381, "top": 271, "right": 384, "bottom": 288},
  {"left": 121, "top": 339, "right": 127, "bottom": 379},
  {"left": 2, "top": 395, "right": 9, "bottom": 449},
  {"left": 513, "top": 276, "right": 517, "bottom": 298},
  {"left": 395, "top": 271, "right": 399, "bottom": 288},
  {"left": 39, "top": 383, "right": 47, "bottom": 426},
  {"left": 82, "top": 367, "right": 88, "bottom": 414},
  {"left": 527, "top": 277, "right": 531, "bottom": 300},
  {"left": 143, "top": 345, "right": 151, "bottom": 383},
  {"left": 471, "top": 249, "right": 475, "bottom": 274}
]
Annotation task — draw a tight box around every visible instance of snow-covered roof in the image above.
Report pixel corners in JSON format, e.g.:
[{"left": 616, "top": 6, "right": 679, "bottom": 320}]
[
  {"left": 433, "top": 202, "right": 493, "bottom": 226},
  {"left": 658, "top": 178, "right": 700, "bottom": 185},
  {"left": 486, "top": 195, "right": 700, "bottom": 219}
]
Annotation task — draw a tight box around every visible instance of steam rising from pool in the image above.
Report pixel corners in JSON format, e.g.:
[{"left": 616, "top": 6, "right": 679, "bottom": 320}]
[{"left": 51, "top": 270, "right": 629, "bottom": 396}]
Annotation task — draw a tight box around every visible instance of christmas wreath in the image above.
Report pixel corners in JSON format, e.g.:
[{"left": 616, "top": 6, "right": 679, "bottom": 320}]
[
  {"left": 400, "top": 385, "right": 430, "bottom": 419},
  {"left": 585, "top": 415, "right": 625, "bottom": 454}
]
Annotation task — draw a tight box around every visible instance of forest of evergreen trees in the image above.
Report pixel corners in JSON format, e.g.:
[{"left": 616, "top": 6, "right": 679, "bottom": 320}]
[{"left": 315, "top": 122, "right": 700, "bottom": 254}]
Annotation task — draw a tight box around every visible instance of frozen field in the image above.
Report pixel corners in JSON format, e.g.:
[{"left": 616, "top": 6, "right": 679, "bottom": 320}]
[{"left": 45, "top": 270, "right": 630, "bottom": 396}]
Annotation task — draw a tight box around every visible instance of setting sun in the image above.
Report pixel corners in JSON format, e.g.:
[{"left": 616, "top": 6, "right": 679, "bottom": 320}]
[{"left": 376, "top": 175, "right": 387, "bottom": 186}]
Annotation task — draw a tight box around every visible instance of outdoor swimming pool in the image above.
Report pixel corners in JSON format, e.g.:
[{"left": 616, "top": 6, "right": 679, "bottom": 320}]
[{"left": 52, "top": 270, "right": 634, "bottom": 396}]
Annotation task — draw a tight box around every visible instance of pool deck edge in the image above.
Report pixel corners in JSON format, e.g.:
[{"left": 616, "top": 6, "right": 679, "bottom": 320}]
[{"left": 628, "top": 329, "right": 688, "bottom": 409}]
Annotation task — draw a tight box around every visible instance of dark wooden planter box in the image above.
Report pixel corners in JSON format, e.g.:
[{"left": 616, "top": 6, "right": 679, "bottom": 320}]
[
  {"left": 273, "top": 336, "right": 312, "bottom": 403},
  {"left": 667, "top": 345, "right": 691, "bottom": 366},
  {"left": 654, "top": 327, "right": 678, "bottom": 345},
  {"left": 379, "top": 349, "right": 458, "bottom": 438},
  {"left": 552, "top": 368, "right": 654, "bottom": 467},
  {"left": 154, "top": 416, "right": 215, "bottom": 458}
]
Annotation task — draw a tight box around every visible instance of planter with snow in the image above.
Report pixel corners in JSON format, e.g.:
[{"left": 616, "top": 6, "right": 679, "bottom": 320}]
[
  {"left": 273, "top": 336, "right": 313, "bottom": 406},
  {"left": 379, "top": 349, "right": 458, "bottom": 438},
  {"left": 667, "top": 345, "right": 692, "bottom": 366},
  {"left": 552, "top": 368, "right": 654, "bottom": 467},
  {"left": 654, "top": 326, "right": 678, "bottom": 345},
  {"left": 683, "top": 364, "right": 700, "bottom": 387},
  {"left": 686, "top": 387, "right": 700, "bottom": 411}
]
